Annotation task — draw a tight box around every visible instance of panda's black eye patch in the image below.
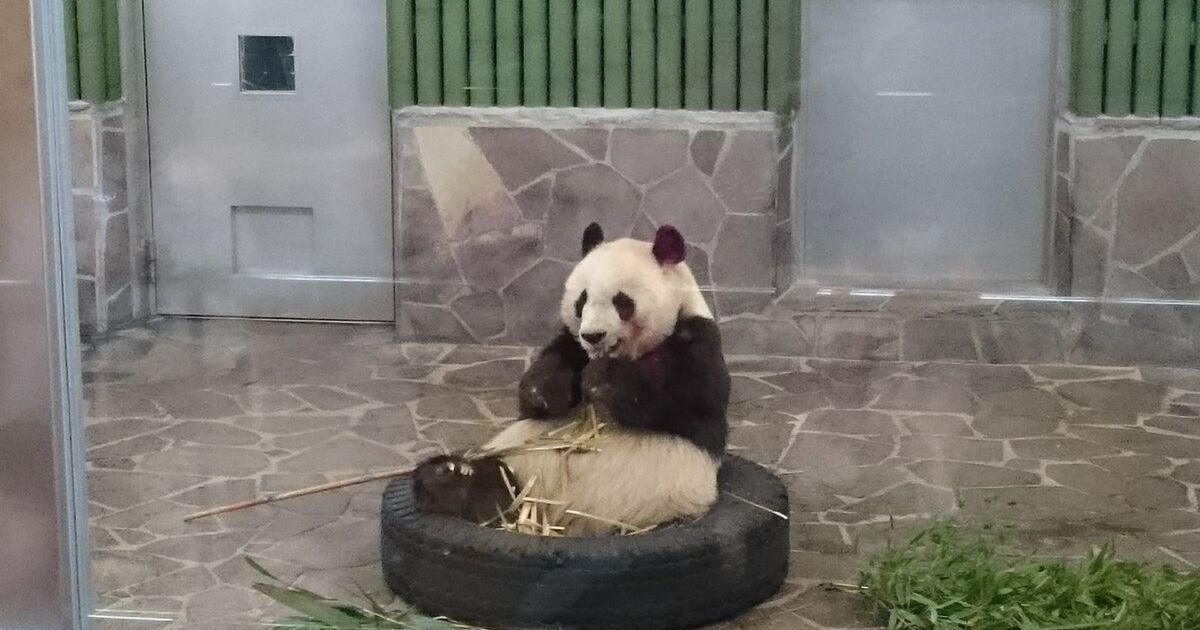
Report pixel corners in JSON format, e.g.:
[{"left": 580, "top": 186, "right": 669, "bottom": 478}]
[
  {"left": 574, "top": 290, "right": 587, "bottom": 318},
  {"left": 613, "top": 292, "right": 635, "bottom": 321}
]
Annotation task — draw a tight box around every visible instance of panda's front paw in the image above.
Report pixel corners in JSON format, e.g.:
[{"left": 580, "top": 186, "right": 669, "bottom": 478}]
[
  {"left": 519, "top": 362, "right": 577, "bottom": 418},
  {"left": 581, "top": 357, "right": 642, "bottom": 414},
  {"left": 413, "top": 454, "right": 511, "bottom": 524},
  {"left": 413, "top": 455, "right": 475, "bottom": 511}
]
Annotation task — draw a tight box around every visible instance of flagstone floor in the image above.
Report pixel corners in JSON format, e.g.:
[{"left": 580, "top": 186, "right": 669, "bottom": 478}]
[{"left": 84, "top": 318, "right": 1200, "bottom": 629}]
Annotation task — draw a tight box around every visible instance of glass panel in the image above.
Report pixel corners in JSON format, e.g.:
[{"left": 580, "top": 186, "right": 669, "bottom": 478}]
[
  {"left": 2, "top": 0, "right": 90, "bottom": 627},
  {"left": 46, "top": 0, "right": 1200, "bottom": 629},
  {"left": 239, "top": 35, "right": 295, "bottom": 92}
]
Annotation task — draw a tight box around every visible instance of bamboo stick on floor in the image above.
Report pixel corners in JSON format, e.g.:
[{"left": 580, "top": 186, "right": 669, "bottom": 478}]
[
  {"left": 184, "top": 406, "right": 605, "bottom": 524},
  {"left": 182, "top": 465, "right": 416, "bottom": 522}
]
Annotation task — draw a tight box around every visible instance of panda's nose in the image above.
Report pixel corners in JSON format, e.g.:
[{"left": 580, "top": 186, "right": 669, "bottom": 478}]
[{"left": 581, "top": 331, "right": 606, "bottom": 345}]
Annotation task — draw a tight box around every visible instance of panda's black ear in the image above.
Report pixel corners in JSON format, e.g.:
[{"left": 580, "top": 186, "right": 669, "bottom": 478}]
[
  {"left": 652, "top": 225, "right": 686, "bottom": 266},
  {"left": 581, "top": 222, "right": 604, "bottom": 256}
]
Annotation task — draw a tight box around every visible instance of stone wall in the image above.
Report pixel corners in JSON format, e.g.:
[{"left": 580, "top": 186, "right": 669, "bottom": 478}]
[
  {"left": 393, "top": 108, "right": 780, "bottom": 346},
  {"left": 1057, "top": 117, "right": 1200, "bottom": 365},
  {"left": 393, "top": 108, "right": 1200, "bottom": 367},
  {"left": 69, "top": 0, "right": 153, "bottom": 337},
  {"left": 716, "top": 114, "right": 1200, "bottom": 367},
  {"left": 71, "top": 101, "right": 152, "bottom": 336},
  {"left": 62, "top": 100, "right": 1198, "bottom": 366}
]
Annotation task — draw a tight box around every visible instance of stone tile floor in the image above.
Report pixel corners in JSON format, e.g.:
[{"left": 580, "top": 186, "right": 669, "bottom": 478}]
[{"left": 84, "top": 318, "right": 1200, "bottom": 629}]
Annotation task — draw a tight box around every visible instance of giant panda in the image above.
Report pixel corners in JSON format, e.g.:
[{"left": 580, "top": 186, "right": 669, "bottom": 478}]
[{"left": 412, "top": 222, "right": 730, "bottom": 536}]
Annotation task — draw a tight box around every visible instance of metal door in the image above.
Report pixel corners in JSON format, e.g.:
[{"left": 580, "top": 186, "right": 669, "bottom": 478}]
[
  {"left": 798, "top": 0, "right": 1056, "bottom": 286},
  {"left": 146, "top": 0, "right": 393, "bottom": 319}
]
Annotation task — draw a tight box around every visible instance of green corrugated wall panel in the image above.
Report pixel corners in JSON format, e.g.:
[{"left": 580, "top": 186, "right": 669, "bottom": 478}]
[
  {"left": 495, "top": 0, "right": 521, "bottom": 105},
  {"left": 683, "top": 0, "right": 710, "bottom": 110},
  {"left": 603, "top": 0, "right": 630, "bottom": 107},
  {"left": 102, "top": 0, "right": 121, "bottom": 100},
  {"left": 522, "top": 0, "right": 549, "bottom": 105},
  {"left": 468, "top": 0, "right": 495, "bottom": 105},
  {"left": 1071, "top": 0, "right": 1105, "bottom": 116},
  {"left": 656, "top": 0, "right": 683, "bottom": 109},
  {"left": 64, "top": 0, "right": 79, "bottom": 100},
  {"left": 1161, "top": 0, "right": 1194, "bottom": 116},
  {"left": 548, "top": 0, "right": 574, "bottom": 106},
  {"left": 442, "top": 0, "right": 469, "bottom": 106},
  {"left": 791, "top": 0, "right": 801, "bottom": 111},
  {"left": 1193, "top": 0, "right": 1200, "bottom": 114},
  {"left": 1104, "top": 0, "right": 1135, "bottom": 116},
  {"left": 765, "top": 0, "right": 793, "bottom": 114},
  {"left": 76, "top": 0, "right": 105, "bottom": 103},
  {"left": 1134, "top": 0, "right": 1166, "bottom": 117},
  {"left": 1068, "top": 0, "right": 1082, "bottom": 113},
  {"left": 711, "top": 0, "right": 738, "bottom": 111},
  {"left": 1070, "top": 0, "right": 1200, "bottom": 118},
  {"left": 86, "top": 0, "right": 1200, "bottom": 120},
  {"left": 629, "top": 0, "right": 655, "bottom": 107},
  {"left": 385, "top": 0, "right": 806, "bottom": 113},
  {"left": 738, "top": 0, "right": 765, "bottom": 111},
  {"left": 577, "top": 0, "right": 603, "bottom": 107},
  {"left": 414, "top": 0, "right": 442, "bottom": 104},
  {"left": 387, "top": 0, "right": 416, "bottom": 107}
]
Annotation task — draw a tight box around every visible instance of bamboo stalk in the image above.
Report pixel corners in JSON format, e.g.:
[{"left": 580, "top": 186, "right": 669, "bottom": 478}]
[
  {"left": 522, "top": 497, "right": 566, "bottom": 505},
  {"left": 186, "top": 407, "right": 612, "bottom": 526},
  {"left": 724, "top": 491, "right": 789, "bottom": 520},
  {"left": 182, "top": 465, "right": 416, "bottom": 522},
  {"left": 563, "top": 509, "right": 649, "bottom": 534}
]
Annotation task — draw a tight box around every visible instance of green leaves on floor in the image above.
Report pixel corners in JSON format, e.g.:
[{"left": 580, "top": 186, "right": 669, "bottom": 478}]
[
  {"left": 247, "top": 557, "right": 475, "bottom": 629},
  {"left": 860, "top": 520, "right": 1200, "bottom": 630},
  {"left": 252, "top": 518, "right": 1200, "bottom": 629}
]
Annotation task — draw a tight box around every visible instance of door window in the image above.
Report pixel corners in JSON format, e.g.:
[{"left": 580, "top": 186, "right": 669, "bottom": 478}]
[{"left": 239, "top": 34, "right": 295, "bottom": 92}]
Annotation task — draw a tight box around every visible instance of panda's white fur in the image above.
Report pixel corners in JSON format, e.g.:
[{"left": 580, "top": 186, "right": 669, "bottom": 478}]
[
  {"left": 484, "top": 419, "right": 719, "bottom": 536},
  {"left": 482, "top": 236, "right": 720, "bottom": 536}
]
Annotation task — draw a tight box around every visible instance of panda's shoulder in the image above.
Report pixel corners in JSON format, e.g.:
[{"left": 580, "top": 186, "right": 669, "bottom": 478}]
[{"left": 668, "top": 315, "right": 721, "bottom": 346}]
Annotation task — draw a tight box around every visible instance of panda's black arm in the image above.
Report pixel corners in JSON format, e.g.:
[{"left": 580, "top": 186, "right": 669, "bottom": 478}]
[
  {"left": 582, "top": 317, "right": 729, "bottom": 457},
  {"left": 518, "top": 327, "right": 590, "bottom": 419},
  {"left": 658, "top": 316, "right": 730, "bottom": 456}
]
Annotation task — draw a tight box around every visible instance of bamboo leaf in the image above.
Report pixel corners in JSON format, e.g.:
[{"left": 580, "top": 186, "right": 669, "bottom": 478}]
[
  {"left": 253, "top": 583, "right": 370, "bottom": 628},
  {"left": 245, "top": 556, "right": 281, "bottom": 581}
]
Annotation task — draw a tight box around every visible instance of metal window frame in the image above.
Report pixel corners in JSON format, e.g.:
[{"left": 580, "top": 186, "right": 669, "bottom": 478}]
[{"left": 0, "top": 0, "right": 92, "bottom": 627}]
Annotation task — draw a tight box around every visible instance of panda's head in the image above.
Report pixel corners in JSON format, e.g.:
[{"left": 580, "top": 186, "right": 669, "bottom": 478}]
[{"left": 561, "top": 223, "right": 712, "bottom": 360}]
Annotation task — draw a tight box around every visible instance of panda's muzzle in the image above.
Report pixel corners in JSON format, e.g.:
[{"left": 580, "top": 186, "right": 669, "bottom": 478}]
[
  {"left": 580, "top": 331, "right": 606, "bottom": 345},
  {"left": 580, "top": 331, "right": 622, "bottom": 358}
]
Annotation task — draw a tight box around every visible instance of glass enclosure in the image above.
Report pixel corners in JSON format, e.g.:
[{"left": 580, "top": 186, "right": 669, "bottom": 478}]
[{"left": 7, "top": 0, "right": 1200, "bottom": 628}]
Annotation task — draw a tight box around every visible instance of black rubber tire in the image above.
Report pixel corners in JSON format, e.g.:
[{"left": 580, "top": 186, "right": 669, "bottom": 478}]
[{"left": 380, "top": 455, "right": 790, "bottom": 630}]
